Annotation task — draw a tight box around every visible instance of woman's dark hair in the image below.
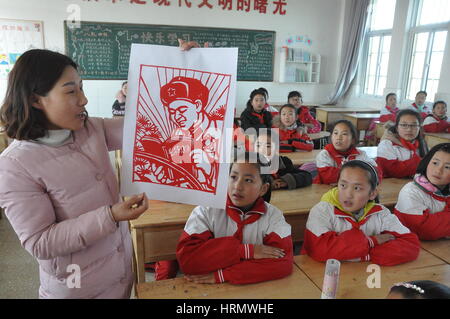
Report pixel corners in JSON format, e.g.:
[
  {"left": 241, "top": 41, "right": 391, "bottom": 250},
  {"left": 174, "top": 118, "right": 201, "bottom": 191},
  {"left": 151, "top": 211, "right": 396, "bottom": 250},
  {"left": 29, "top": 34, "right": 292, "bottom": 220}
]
[
  {"left": 0, "top": 49, "right": 78, "bottom": 140},
  {"left": 329, "top": 119, "right": 358, "bottom": 148},
  {"left": 389, "top": 280, "right": 450, "bottom": 299},
  {"left": 385, "top": 92, "right": 396, "bottom": 103},
  {"left": 389, "top": 109, "right": 428, "bottom": 157},
  {"left": 258, "top": 87, "right": 269, "bottom": 100},
  {"left": 287, "top": 90, "right": 302, "bottom": 101},
  {"left": 432, "top": 100, "right": 447, "bottom": 110},
  {"left": 416, "top": 143, "right": 450, "bottom": 187},
  {"left": 122, "top": 81, "right": 128, "bottom": 87},
  {"left": 231, "top": 150, "right": 272, "bottom": 202},
  {"left": 340, "top": 160, "right": 379, "bottom": 192},
  {"left": 245, "top": 88, "right": 267, "bottom": 112}
]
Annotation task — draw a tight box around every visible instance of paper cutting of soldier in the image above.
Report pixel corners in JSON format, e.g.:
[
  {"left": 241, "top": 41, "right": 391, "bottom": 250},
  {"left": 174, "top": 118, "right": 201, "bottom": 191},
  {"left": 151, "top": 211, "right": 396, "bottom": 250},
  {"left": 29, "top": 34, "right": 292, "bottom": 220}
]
[{"left": 134, "top": 74, "right": 228, "bottom": 193}]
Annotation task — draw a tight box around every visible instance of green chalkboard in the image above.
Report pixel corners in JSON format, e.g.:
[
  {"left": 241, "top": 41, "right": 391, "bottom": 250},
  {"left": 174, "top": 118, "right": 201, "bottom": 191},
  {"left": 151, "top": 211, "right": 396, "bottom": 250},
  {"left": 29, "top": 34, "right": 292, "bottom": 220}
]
[{"left": 64, "top": 21, "right": 275, "bottom": 81}]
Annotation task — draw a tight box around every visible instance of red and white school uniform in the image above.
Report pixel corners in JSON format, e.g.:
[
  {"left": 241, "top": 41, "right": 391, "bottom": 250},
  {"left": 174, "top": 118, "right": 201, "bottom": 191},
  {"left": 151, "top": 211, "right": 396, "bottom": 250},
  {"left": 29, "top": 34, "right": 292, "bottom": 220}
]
[
  {"left": 423, "top": 114, "right": 450, "bottom": 133},
  {"left": 376, "top": 136, "right": 422, "bottom": 178},
  {"left": 407, "top": 103, "right": 431, "bottom": 120},
  {"left": 314, "top": 144, "right": 380, "bottom": 184},
  {"left": 394, "top": 174, "right": 450, "bottom": 240},
  {"left": 379, "top": 105, "right": 399, "bottom": 123},
  {"left": 278, "top": 126, "right": 314, "bottom": 153},
  {"left": 301, "top": 188, "right": 420, "bottom": 266},
  {"left": 264, "top": 103, "right": 279, "bottom": 118},
  {"left": 176, "top": 197, "right": 293, "bottom": 284},
  {"left": 297, "top": 106, "right": 321, "bottom": 133}
]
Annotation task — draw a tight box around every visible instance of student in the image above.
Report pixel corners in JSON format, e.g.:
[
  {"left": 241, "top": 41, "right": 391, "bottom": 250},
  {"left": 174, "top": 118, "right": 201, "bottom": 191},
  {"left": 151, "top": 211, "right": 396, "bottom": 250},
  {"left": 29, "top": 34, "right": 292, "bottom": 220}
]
[
  {"left": 287, "top": 91, "right": 321, "bottom": 133},
  {"left": 379, "top": 92, "right": 399, "bottom": 124},
  {"left": 0, "top": 49, "right": 149, "bottom": 298},
  {"left": 423, "top": 101, "right": 450, "bottom": 133},
  {"left": 407, "top": 91, "right": 430, "bottom": 119},
  {"left": 314, "top": 120, "right": 379, "bottom": 184},
  {"left": 176, "top": 152, "right": 293, "bottom": 284},
  {"left": 272, "top": 104, "right": 314, "bottom": 152},
  {"left": 302, "top": 160, "right": 420, "bottom": 265},
  {"left": 394, "top": 143, "right": 450, "bottom": 240},
  {"left": 112, "top": 81, "right": 128, "bottom": 117},
  {"left": 255, "top": 129, "right": 312, "bottom": 190},
  {"left": 387, "top": 280, "right": 450, "bottom": 299},
  {"left": 259, "top": 87, "right": 279, "bottom": 117},
  {"left": 240, "top": 89, "right": 273, "bottom": 131},
  {"left": 377, "top": 109, "right": 428, "bottom": 178}
]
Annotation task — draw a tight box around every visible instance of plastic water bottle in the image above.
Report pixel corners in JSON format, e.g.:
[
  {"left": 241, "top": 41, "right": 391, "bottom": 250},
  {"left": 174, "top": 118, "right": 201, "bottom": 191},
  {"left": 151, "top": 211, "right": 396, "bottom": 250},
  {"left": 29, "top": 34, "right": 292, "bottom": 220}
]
[{"left": 321, "top": 259, "right": 340, "bottom": 299}]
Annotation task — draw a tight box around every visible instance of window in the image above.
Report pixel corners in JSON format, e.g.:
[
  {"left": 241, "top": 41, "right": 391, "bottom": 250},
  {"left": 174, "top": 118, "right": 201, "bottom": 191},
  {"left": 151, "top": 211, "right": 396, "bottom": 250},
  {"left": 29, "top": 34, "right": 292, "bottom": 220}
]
[
  {"left": 405, "top": 0, "right": 449, "bottom": 101},
  {"left": 362, "top": 0, "right": 396, "bottom": 96}
]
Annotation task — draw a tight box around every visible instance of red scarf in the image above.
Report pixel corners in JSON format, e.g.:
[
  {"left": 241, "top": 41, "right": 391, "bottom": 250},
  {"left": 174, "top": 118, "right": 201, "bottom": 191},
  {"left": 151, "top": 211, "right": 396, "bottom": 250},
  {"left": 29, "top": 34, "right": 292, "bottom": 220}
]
[
  {"left": 399, "top": 137, "right": 419, "bottom": 153},
  {"left": 251, "top": 111, "right": 265, "bottom": 124},
  {"left": 226, "top": 196, "right": 266, "bottom": 242},
  {"left": 324, "top": 144, "right": 360, "bottom": 167}
]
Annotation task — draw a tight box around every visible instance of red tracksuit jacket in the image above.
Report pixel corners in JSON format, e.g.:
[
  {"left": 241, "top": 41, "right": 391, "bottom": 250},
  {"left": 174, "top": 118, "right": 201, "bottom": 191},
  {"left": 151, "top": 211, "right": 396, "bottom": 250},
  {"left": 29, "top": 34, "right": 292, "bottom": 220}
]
[
  {"left": 297, "top": 106, "right": 321, "bottom": 133},
  {"left": 279, "top": 127, "right": 314, "bottom": 152},
  {"left": 423, "top": 114, "right": 450, "bottom": 133},
  {"left": 176, "top": 197, "right": 293, "bottom": 284}
]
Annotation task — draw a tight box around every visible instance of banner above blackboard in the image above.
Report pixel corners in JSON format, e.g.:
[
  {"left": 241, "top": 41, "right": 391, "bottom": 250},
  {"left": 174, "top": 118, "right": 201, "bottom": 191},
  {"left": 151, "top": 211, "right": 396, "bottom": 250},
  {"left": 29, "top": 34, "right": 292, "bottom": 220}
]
[{"left": 64, "top": 21, "right": 275, "bottom": 81}]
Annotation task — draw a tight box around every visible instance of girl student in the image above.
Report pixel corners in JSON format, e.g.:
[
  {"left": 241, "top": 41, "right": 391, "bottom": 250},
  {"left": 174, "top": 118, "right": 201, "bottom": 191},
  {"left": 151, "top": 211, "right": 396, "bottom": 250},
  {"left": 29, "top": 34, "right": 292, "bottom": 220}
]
[
  {"left": 302, "top": 160, "right": 420, "bottom": 266},
  {"left": 394, "top": 143, "right": 450, "bottom": 240},
  {"left": 112, "top": 81, "right": 128, "bottom": 117},
  {"left": 240, "top": 88, "right": 273, "bottom": 131},
  {"left": 259, "top": 87, "right": 279, "bottom": 117},
  {"left": 0, "top": 49, "right": 149, "bottom": 298},
  {"left": 314, "top": 119, "right": 380, "bottom": 184},
  {"left": 176, "top": 151, "right": 293, "bottom": 284},
  {"left": 423, "top": 100, "right": 450, "bottom": 133},
  {"left": 272, "top": 104, "right": 314, "bottom": 153},
  {"left": 379, "top": 92, "right": 399, "bottom": 124},
  {"left": 287, "top": 90, "right": 321, "bottom": 133},
  {"left": 376, "top": 109, "right": 428, "bottom": 178},
  {"left": 255, "top": 129, "right": 312, "bottom": 190}
]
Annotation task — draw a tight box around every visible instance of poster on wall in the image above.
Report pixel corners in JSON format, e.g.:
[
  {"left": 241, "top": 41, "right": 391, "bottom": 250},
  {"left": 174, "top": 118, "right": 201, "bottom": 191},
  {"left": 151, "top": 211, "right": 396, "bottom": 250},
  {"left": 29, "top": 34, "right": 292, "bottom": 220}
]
[
  {"left": 121, "top": 44, "right": 238, "bottom": 209},
  {"left": 0, "top": 19, "right": 44, "bottom": 80}
]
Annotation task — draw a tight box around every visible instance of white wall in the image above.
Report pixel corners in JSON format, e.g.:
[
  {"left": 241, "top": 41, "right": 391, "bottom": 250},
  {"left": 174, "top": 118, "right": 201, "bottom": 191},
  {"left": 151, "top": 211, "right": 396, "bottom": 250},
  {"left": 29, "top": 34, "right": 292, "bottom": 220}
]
[{"left": 0, "top": 0, "right": 344, "bottom": 118}]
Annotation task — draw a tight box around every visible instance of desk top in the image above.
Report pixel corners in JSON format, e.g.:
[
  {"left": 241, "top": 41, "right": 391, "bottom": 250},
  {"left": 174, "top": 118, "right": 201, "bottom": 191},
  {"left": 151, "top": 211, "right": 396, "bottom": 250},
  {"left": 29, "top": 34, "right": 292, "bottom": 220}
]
[
  {"left": 308, "top": 131, "right": 330, "bottom": 140},
  {"left": 283, "top": 147, "right": 377, "bottom": 166},
  {"left": 136, "top": 264, "right": 321, "bottom": 299},
  {"left": 130, "top": 178, "right": 409, "bottom": 229},
  {"left": 420, "top": 239, "right": 450, "bottom": 264},
  {"left": 343, "top": 113, "right": 380, "bottom": 119},
  {"left": 424, "top": 132, "right": 450, "bottom": 139},
  {"left": 294, "top": 249, "right": 450, "bottom": 299}
]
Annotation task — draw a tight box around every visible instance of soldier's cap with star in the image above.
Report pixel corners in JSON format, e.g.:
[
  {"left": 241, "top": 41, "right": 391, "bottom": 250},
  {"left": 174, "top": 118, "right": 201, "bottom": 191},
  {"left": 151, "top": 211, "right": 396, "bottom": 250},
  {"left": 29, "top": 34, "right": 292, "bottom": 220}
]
[{"left": 160, "top": 76, "right": 209, "bottom": 107}]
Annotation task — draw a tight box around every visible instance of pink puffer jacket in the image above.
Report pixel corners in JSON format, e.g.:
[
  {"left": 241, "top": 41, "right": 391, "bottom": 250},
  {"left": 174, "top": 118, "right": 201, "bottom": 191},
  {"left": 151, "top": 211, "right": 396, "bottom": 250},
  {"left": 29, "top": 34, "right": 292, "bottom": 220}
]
[{"left": 0, "top": 117, "right": 133, "bottom": 298}]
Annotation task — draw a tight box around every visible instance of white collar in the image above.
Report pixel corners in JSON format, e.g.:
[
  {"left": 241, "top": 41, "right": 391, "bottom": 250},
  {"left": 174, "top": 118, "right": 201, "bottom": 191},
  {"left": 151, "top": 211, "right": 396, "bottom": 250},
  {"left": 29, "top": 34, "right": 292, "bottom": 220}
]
[{"left": 34, "top": 129, "right": 72, "bottom": 147}]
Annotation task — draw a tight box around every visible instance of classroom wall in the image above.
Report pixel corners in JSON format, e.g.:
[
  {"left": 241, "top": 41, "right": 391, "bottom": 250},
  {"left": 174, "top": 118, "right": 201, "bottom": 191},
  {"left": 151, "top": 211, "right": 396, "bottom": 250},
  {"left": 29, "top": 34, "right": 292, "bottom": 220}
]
[{"left": 0, "top": 0, "right": 345, "bottom": 118}]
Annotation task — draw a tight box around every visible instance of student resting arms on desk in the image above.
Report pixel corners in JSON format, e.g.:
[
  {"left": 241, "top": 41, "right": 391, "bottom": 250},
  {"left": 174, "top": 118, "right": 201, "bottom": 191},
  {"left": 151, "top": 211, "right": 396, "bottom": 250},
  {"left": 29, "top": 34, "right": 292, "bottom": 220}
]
[
  {"left": 255, "top": 129, "right": 312, "bottom": 190},
  {"left": 240, "top": 88, "right": 273, "bottom": 132},
  {"left": 394, "top": 143, "right": 450, "bottom": 240},
  {"left": 287, "top": 90, "right": 321, "bottom": 134},
  {"left": 423, "top": 101, "right": 450, "bottom": 133},
  {"left": 0, "top": 49, "right": 149, "bottom": 299},
  {"left": 376, "top": 109, "right": 428, "bottom": 178},
  {"left": 314, "top": 119, "right": 380, "bottom": 184},
  {"left": 302, "top": 160, "right": 420, "bottom": 266},
  {"left": 272, "top": 103, "right": 314, "bottom": 153},
  {"left": 176, "top": 152, "right": 293, "bottom": 284}
]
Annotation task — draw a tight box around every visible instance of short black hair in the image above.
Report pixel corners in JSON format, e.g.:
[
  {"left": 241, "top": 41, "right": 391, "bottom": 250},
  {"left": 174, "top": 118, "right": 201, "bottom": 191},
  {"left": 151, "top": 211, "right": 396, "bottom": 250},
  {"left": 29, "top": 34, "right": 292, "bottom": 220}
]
[
  {"left": 385, "top": 92, "right": 396, "bottom": 103},
  {"left": 287, "top": 90, "right": 302, "bottom": 101},
  {"left": 415, "top": 90, "right": 427, "bottom": 97},
  {"left": 416, "top": 143, "right": 450, "bottom": 178},
  {"left": 432, "top": 100, "right": 447, "bottom": 110},
  {"left": 389, "top": 280, "right": 450, "bottom": 299}
]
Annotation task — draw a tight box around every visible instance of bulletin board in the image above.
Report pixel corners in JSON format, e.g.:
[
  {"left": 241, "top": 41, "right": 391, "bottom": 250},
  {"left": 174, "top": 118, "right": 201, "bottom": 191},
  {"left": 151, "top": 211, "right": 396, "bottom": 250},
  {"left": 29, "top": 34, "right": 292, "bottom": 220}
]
[{"left": 0, "top": 19, "right": 45, "bottom": 80}]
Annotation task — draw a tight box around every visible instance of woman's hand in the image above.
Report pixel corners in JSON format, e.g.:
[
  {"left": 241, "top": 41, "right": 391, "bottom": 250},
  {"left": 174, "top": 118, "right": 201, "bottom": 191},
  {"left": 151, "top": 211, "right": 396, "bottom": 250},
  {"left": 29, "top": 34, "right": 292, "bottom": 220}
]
[
  {"left": 178, "top": 38, "right": 209, "bottom": 51},
  {"left": 111, "top": 193, "right": 149, "bottom": 222},
  {"left": 254, "top": 245, "right": 285, "bottom": 259}
]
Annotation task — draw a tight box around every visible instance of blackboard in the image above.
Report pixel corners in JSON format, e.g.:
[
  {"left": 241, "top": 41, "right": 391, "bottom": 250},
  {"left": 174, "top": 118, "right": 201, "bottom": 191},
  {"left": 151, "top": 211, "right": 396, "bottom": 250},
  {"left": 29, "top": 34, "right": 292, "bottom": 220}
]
[{"left": 64, "top": 21, "right": 275, "bottom": 81}]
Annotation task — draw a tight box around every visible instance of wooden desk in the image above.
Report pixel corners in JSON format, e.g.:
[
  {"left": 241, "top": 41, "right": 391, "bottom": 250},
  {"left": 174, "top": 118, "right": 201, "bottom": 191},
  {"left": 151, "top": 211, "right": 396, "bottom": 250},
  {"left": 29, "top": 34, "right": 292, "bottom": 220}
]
[
  {"left": 294, "top": 249, "right": 450, "bottom": 299},
  {"left": 130, "top": 178, "right": 408, "bottom": 283},
  {"left": 424, "top": 132, "right": 450, "bottom": 149},
  {"left": 315, "top": 107, "right": 379, "bottom": 131},
  {"left": 344, "top": 113, "right": 380, "bottom": 142},
  {"left": 420, "top": 239, "right": 450, "bottom": 264},
  {"left": 283, "top": 146, "right": 377, "bottom": 166},
  {"left": 136, "top": 263, "right": 321, "bottom": 299}
]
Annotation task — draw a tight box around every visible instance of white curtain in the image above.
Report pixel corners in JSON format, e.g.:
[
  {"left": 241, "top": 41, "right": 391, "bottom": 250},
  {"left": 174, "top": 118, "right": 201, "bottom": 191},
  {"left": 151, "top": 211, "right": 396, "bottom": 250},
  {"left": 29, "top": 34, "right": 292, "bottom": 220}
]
[{"left": 325, "top": 0, "right": 370, "bottom": 105}]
